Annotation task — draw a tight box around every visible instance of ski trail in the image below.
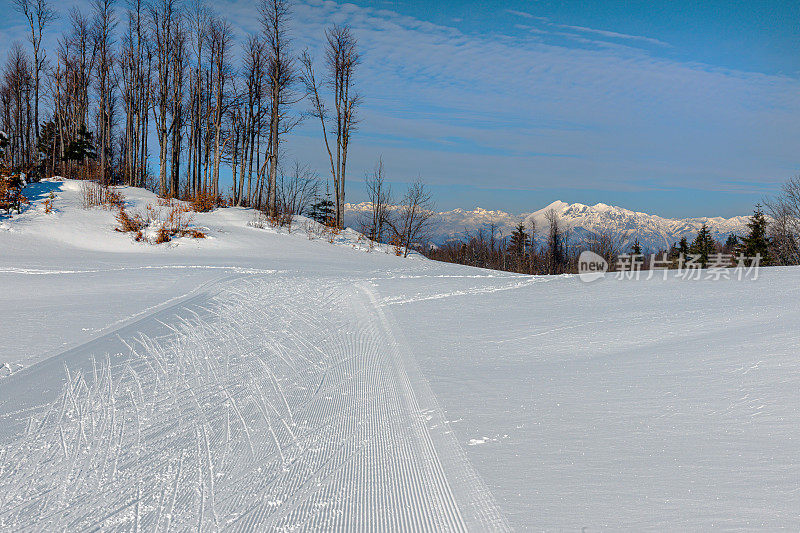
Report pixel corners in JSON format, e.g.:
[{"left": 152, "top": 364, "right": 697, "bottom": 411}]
[
  {"left": 0, "top": 274, "right": 509, "bottom": 531},
  {"left": 360, "top": 282, "right": 511, "bottom": 531}
]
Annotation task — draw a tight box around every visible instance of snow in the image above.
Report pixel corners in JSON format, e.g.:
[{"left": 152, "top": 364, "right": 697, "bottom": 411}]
[
  {"left": 347, "top": 199, "right": 749, "bottom": 250},
  {"left": 1, "top": 179, "right": 799, "bottom": 530}
]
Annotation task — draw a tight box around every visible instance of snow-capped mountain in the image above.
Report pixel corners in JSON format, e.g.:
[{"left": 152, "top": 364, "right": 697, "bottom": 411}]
[{"left": 346, "top": 200, "right": 750, "bottom": 251}]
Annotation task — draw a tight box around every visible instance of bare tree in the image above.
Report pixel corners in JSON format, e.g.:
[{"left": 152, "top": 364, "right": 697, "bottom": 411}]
[
  {"left": 118, "top": 0, "right": 152, "bottom": 187},
  {"left": 765, "top": 175, "right": 800, "bottom": 265},
  {"left": 13, "top": 0, "right": 56, "bottom": 147},
  {"left": 169, "top": 19, "right": 187, "bottom": 196},
  {"left": 300, "top": 23, "right": 360, "bottom": 228},
  {"left": 360, "top": 157, "right": 391, "bottom": 242},
  {"left": 279, "top": 160, "right": 318, "bottom": 216},
  {"left": 208, "top": 16, "right": 232, "bottom": 198},
  {"left": 586, "top": 230, "right": 623, "bottom": 268},
  {"left": 1, "top": 43, "right": 34, "bottom": 168},
  {"left": 260, "top": 0, "right": 296, "bottom": 217},
  {"left": 186, "top": 0, "right": 208, "bottom": 197},
  {"left": 237, "top": 34, "right": 266, "bottom": 206},
  {"left": 149, "top": 0, "right": 178, "bottom": 194},
  {"left": 387, "top": 179, "right": 436, "bottom": 257},
  {"left": 92, "top": 0, "right": 116, "bottom": 183}
]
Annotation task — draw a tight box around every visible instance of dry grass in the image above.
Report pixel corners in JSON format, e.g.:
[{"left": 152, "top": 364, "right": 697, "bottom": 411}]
[
  {"left": 248, "top": 207, "right": 293, "bottom": 232},
  {"left": 81, "top": 182, "right": 124, "bottom": 210}
]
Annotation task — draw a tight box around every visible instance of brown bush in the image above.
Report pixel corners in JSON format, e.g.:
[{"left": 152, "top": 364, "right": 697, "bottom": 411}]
[
  {"left": 190, "top": 192, "right": 217, "bottom": 212},
  {"left": 115, "top": 207, "right": 143, "bottom": 233},
  {"left": 155, "top": 226, "right": 171, "bottom": 244}
]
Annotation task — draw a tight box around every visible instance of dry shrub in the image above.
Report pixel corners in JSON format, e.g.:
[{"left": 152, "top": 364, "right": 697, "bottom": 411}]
[
  {"left": 81, "top": 181, "right": 123, "bottom": 210},
  {"left": 80, "top": 181, "right": 105, "bottom": 208},
  {"left": 390, "top": 233, "right": 405, "bottom": 256},
  {"left": 105, "top": 189, "right": 124, "bottom": 209},
  {"left": 303, "top": 219, "right": 323, "bottom": 240},
  {"left": 165, "top": 201, "right": 193, "bottom": 234},
  {"left": 248, "top": 210, "right": 268, "bottom": 229},
  {"left": 267, "top": 204, "right": 294, "bottom": 230},
  {"left": 249, "top": 206, "right": 293, "bottom": 232},
  {"left": 325, "top": 225, "right": 340, "bottom": 244},
  {"left": 115, "top": 197, "right": 203, "bottom": 244},
  {"left": 115, "top": 207, "right": 143, "bottom": 233},
  {"left": 190, "top": 191, "right": 217, "bottom": 212},
  {"left": 155, "top": 226, "right": 171, "bottom": 244},
  {"left": 0, "top": 173, "right": 28, "bottom": 214}
]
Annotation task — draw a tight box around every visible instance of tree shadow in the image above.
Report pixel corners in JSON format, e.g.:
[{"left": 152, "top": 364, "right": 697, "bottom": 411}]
[
  {"left": 24, "top": 180, "right": 63, "bottom": 203},
  {"left": 1, "top": 180, "right": 63, "bottom": 220}
]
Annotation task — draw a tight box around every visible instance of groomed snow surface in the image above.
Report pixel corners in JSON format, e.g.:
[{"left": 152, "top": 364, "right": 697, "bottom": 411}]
[{"left": 1, "top": 180, "right": 799, "bottom": 530}]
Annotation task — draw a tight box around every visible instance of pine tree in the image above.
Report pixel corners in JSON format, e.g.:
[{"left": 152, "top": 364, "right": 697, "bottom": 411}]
[
  {"left": 690, "top": 224, "right": 714, "bottom": 267},
  {"left": 0, "top": 130, "right": 8, "bottom": 159},
  {"left": 724, "top": 234, "right": 738, "bottom": 253},
  {"left": 509, "top": 223, "right": 529, "bottom": 257},
  {"left": 737, "top": 205, "right": 771, "bottom": 265},
  {"left": 678, "top": 236, "right": 689, "bottom": 257},
  {"left": 630, "top": 239, "right": 642, "bottom": 255},
  {"left": 64, "top": 124, "right": 97, "bottom": 163},
  {"left": 37, "top": 120, "right": 62, "bottom": 177}
]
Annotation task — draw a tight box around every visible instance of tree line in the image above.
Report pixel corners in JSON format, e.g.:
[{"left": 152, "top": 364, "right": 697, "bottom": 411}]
[
  {"left": 0, "top": 0, "right": 362, "bottom": 225},
  {"left": 426, "top": 180, "right": 800, "bottom": 274}
]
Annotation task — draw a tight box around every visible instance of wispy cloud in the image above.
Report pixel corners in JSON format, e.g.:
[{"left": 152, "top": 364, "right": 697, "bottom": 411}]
[
  {"left": 505, "top": 9, "right": 669, "bottom": 47},
  {"left": 269, "top": 1, "right": 799, "bottom": 197},
  {"left": 0, "top": 0, "right": 797, "bottom": 214}
]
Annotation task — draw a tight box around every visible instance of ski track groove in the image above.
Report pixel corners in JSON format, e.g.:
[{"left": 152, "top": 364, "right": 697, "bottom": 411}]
[{"left": 0, "top": 275, "right": 508, "bottom": 531}]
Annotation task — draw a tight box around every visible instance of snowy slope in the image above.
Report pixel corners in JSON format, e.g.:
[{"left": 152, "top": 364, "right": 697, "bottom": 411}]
[
  {"left": 346, "top": 200, "right": 749, "bottom": 251},
  {"left": 1, "top": 179, "right": 799, "bottom": 530}
]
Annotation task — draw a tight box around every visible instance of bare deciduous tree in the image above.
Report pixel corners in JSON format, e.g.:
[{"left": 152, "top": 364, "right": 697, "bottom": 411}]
[
  {"left": 260, "top": 0, "right": 296, "bottom": 217},
  {"left": 13, "top": 0, "right": 56, "bottom": 146},
  {"left": 387, "top": 179, "right": 435, "bottom": 257},
  {"left": 586, "top": 230, "right": 623, "bottom": 268},
  {"left": 92, "top": 0, "right": 116, "bottom": 184},
  {"left": 360, "top": 157, "right": 391, "bottom": 243},
  {"left": 300, "top": 24, "right": 360, "bottom": 228},
  {"left": 279, "top": 161, "right": 318, "bottom": 217},
  {"left": 765, "top": 175, "right": 800, "bottom": 265},
  {"left": 208, "top": 16, "right": 232, "bottom": 198}
]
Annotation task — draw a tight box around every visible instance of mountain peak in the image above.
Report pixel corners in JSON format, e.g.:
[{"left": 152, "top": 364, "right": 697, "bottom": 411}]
[{"left": 345, "top": 200, "right": 748, "bottom": 251}]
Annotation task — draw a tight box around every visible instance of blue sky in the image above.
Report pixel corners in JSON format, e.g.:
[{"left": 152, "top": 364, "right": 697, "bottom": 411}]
[{"left": 1, "top": 0, "right": 799, "bottom": 217}]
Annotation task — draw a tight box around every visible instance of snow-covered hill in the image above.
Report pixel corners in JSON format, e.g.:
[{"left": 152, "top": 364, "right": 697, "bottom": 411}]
[
  {"left": 346, "top": 200, "right": 750, "bottom": 251},
  {"left": 1, "top": 179, "right": 798, "bottom": 530}
]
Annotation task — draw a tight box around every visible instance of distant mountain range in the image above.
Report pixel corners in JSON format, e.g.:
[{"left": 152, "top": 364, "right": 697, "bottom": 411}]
[{"left": 345, "top": 200, "right": 750, "bottom": 252}]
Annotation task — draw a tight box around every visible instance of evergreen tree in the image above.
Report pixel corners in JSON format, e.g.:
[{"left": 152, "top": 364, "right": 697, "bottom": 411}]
[
  {"left": 509, "top": 223, "right": 529, "bottom": 257},
  {"left": 630, "top": 239, "right": 642, "bottom": 255},
  {"left": 669, "top": 236, "right": 690, "bottom": 266},
  {"left": 690, "top": 224, "right": 714, "bottom": 267},
  {"left": 37, "top": 120, "right": 62, "bottom": 177},
  {"left": 0, "top": 130, "right": 8, "bottom": 159},
  {"left": 63, "top": 124, "right": 97, "bottom": 163},
  {"left": 678, "top": 236, "right": 689, "bottom": 257},
  {"left": 737, "top": 205, "right": 771, "bottom": 265},
  {"left": 724, "top": 234, "right": 738, "bottom": 253}
]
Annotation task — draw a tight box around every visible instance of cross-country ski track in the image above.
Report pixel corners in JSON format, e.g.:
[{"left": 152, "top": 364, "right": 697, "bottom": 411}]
[
  {"left": 4, "top": 179, "right": 800, "bottom": 530},
  {"left": 0, "top": 272, "right": 510, "bottom": 531}
]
